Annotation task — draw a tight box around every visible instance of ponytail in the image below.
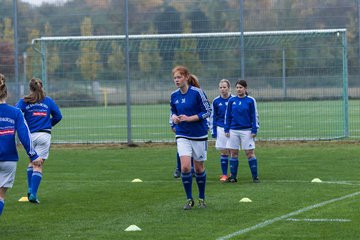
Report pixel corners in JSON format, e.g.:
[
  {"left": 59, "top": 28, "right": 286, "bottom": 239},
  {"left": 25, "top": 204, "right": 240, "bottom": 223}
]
[
  {"left": 0, "top": 73, "right": 7, "bottom": 101},
  {"left": 24, "top": 78, "right": 46, "bottom": 103}
]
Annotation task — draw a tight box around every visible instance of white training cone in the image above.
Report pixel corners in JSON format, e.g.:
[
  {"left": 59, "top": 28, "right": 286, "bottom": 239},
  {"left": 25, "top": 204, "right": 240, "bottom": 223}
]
[
  {"left": 125, "top": 225, "right": 142, "bottom": 231},
  {"left": 18, "top": 197, "right": 29, "bottom": 202},
  {"left": 311, "top": 178, "right": 322, "bottom": 183},
  {"left": 239, "top": 197, "right": 252, "bottom": 203},
  {"left": 131, "top": 178, "right": 143, "bottom": 183}
]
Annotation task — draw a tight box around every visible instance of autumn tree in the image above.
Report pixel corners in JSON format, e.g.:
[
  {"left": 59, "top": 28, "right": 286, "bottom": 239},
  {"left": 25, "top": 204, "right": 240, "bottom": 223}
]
[
  {"left": 173, "top": 21, "right": 202, "bottom": 73},
  {"left": 107, "top": 41, "right": 126, "bottom": 80},
  {"left": 76, "top": 17, "right": 102, "bottom": 81},
  {"left": 0, "top": 18, "right": 15, "bottom": 76},
  {"left": 138, "top": 24, "right": 162, "bottom": 79},
  {"left": 44, "top": 22, "right": 61, "bottom": 76},
  {"left": 26, "top": 29, "right": 41, "bottom": 79}
]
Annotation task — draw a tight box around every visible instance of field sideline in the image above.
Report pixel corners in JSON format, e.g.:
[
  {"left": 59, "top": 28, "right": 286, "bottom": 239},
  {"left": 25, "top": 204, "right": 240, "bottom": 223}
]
[
  {"left": 1, "top": 141, "right": 360, "bottom": 240},
  {"left": 53, "top": 99, "right": 360, "bottom": 143}
]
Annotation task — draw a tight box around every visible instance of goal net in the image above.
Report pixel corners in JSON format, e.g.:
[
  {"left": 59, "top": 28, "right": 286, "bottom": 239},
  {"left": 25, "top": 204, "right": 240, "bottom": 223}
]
[{"left": 30, "top": 29, "right": 348, "bottom": 143}]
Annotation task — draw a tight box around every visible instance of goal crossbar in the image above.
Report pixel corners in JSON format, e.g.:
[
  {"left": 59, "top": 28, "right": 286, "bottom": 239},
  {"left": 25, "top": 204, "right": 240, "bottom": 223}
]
[{"left": 32, "top": 29, "right": 346, "bottom": 44}]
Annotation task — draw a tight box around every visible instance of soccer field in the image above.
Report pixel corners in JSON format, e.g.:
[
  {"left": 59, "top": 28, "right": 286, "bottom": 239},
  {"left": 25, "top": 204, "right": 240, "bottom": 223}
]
[
  {"left": 53, "top": 99, "right": 360, "bottom": 143},
  {"left": 1, "top": 142, "right": 360, "bottom": 240}
]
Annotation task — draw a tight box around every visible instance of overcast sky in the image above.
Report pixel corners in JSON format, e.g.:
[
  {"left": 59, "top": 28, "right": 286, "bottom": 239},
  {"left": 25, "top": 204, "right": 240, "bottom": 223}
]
[{"left": 21, "top": 0, "right": 67, "bottom": 6}]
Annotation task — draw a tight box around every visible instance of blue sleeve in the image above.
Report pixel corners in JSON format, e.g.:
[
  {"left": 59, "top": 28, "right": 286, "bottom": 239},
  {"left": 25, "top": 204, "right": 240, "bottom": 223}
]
[
  {"left": 50, "top": 99, "right": 62, "bottom": 126},
  {"left": 15, "top": 99, "right": 25, "bottom": 111},
  {"left": 224, "top": 99, "right": 232, "bottom": 133},
  {"left": 210, "top": 101, "right": 217, "bottom": 137},
  {"left": 170, "top": 96, "right": 177, "bottom": 117},
  {"left": 169, "top": 113, "right": 175, "bottom": 128},
  {"left": 15, "top": 110, "right": 39, "bottom": 161},
  {"left": 196, "top": 90, "right": 211, "bottom": 120},
  {"left": 250, "top": 99, "right": 259, "bottom": 134}
]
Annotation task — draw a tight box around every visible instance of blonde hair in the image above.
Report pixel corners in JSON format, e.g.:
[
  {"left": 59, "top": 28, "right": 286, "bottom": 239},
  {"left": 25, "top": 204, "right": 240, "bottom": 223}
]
[
  {"left": 219, "top": 79, "right": 231, "bottom": 88},
  {"left": 24, "top": 78, "right": 46, "bottom": 103},
  {"left": 0, "top": 73, "right": 7, "bottom": 101},
  {"left": 172, "top": 65, "right": 200, "bottom": 88}
]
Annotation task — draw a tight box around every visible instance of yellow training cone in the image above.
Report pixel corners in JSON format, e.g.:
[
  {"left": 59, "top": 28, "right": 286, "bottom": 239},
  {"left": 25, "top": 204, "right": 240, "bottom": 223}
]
[
  {"left": 18, "top": 197, "right": 29, "bottom": 202},
  {"left": 311, "top": 178, "right": 322, "bottom": 183},
  {"left": 131, "top": 178, "right": 143, "bottom": 183},
  {"left": 125, "top": 225, "right": 142, "bottom": 231},
  {"left": 239, "top": 197, "right": 252, "bottom": 203}
]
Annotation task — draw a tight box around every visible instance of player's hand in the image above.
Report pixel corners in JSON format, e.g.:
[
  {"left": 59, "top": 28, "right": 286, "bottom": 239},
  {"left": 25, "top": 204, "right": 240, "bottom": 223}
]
[
  {"left": 172, "top": 115, "right": 180, "bottom": 124},
  {"left": 211, "top": 133, "right": 217, "bottom": 138},
  {"left": 251, "top": 133, "right": 257, "bottom": 138},
  {"left": 171, "top": 127, "right": 176, "bottom": 133},
  {"left": 178, "top": 115, "right": 189, "bottom": 122},
  {"left": 225, "top": 132, "right": 230, "bottom": 137},
  {"left": 32, "top": 157, "right": 43, "bottom": 167}
]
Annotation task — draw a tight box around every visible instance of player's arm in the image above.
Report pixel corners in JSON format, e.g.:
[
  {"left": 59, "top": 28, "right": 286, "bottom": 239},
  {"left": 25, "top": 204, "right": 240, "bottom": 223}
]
[
  {"left": 50, "top": 99, "right": 62, "bottom": 126},
  {"left": 224, "top": 99, "right": 232, "bottom": 136},
  {"left": 210, "top": 101, "right": 217, "bottom": 138},
  {"left": 15, "top": 110, "right": 39, "bottom": 162},
  {"left": 250, "top": 99, "right": 259, "bottom": 137}
]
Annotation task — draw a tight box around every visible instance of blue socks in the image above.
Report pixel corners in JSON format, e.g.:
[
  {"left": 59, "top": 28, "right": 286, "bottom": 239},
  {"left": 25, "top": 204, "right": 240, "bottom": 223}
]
[
  {"left": 27, "top": 166, "right": 33, "bottom": 194},
  {"left": 30, "top": 171, "right": 43, "bottom": 198},
  {"left": 0, "top": 199, "right": 4, "bottom": 216},
  {"left": 176, "top": 152, "right": 181, "bottom": 170},
  {"left": 195, "top": 171, "right": 206, "bottom": 199},
  {"left": 229, "top": 157, "right": 239, "bottom": 178},
  {"left": 220, "top": 155, "right": 229, "bottom": 175},
  {"left": 181, "top": 172, "right": 193, "bottom": 199},
  {"left": 182, "top": 170, "right": 207, "bottom": 200},
  {"left": 248, "top": 157, "right": 258, "bottom": 178},
  {"left": 191, "top": 158, "right": 195, "bottom": 175}
]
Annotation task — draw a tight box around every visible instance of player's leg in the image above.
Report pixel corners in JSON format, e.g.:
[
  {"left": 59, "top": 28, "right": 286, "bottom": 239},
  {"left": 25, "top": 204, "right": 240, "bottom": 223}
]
[
  {"left": 27, "top": 162, "right": 33, "bottom": 198},
  {"left": 0, "top": 161, "right": 17, "bottom": 216},
  {"left": 245, "top": 149, "right": 259, "bottom": 183},
  {"left": 29, "top": 163, "right": 43, "bottom": 203},
  {"left": 226, "top": 130, "right": 240, "bottom": 182},
  {"left": 241, "top": 130, "right": 259, "bottom": 183},
  {"left": 29, "top": 132, "right": 51, "bottom": 203},
  {"left": 192, "top": 140, "right": 207, "bottom": 208},
  {"left": 177, "top": 138, "right": 194, "bottom": 209},
  {"left": 173, "top": 152, "right": 181, "bottom": 178},
  {"left": 0, "top": 187, "right": 7, "bottom": 216},
  {"left": 216, "top": 127, "right": 229, "bottom": 182}
]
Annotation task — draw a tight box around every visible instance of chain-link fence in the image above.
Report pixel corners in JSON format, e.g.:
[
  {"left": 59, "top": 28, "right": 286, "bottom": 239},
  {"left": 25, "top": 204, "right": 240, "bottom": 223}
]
[{"left": 1, "top": 0, "right": 360, "bottom": 142}]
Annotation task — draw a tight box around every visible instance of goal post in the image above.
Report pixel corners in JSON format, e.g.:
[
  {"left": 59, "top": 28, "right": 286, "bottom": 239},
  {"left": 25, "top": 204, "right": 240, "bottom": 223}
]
[{"left": 30, "top": 29, "right": 348, "bottom": 143}]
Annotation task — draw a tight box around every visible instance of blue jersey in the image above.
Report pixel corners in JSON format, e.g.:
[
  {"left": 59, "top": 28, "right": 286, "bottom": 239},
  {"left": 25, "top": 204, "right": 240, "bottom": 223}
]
[
  {"left": 224, "top": 95, "right": 259, "bottom": 134},
  {"left": 0, "top": 103, "right": 39, "bottom": 162},
  {"left": 16, "top": 96, "right": 62, "bottom": 133},
  {"left": 170, "top": 86, "right": 211, "bottom": 140},
  {"left": 210, "top": 95, "right": 232, "bottom": 136}
]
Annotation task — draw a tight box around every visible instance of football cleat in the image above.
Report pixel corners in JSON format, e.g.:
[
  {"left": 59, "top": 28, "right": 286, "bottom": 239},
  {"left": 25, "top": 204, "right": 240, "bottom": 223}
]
[
  {"left": 28, "top": 194, "right": 40, "bottom": 204},
  {"left": 183, "top": 198, "right": 194, "bottom": 210},
  {"left": 219, "top": 175, "right": 228, "bottom": 182},
  {"left": 198, "top": 198, "right": 206, "bottom": 208},
  {"left": 226, "top": 176, "right": 237, "bottom": 183},
  {"left": 173, "top": 168, "right": 181, "bottom": 178},
  {"left": 253, "top": 176, "right": 260, "bottom": 183}
]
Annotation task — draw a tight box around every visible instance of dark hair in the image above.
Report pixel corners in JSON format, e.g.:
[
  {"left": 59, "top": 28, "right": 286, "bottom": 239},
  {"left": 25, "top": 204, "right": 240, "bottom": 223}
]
[
  {"left": 236, "top": 79, "right": 248, "bottom": 95},
  {"left": 172, "top": 65, "right": 200, "bottom": 88},
  {"left": 24, "top": 78, "right": 46, "bottom": 103},
  {"left": 235, "top": 79, "right": 247, "bottom": 88},
  {"left": 0, "top": 73, "right": 7, "bottom": 100}
]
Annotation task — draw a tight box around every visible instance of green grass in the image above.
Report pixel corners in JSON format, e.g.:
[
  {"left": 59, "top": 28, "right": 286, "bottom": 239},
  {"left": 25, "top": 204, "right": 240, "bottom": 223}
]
[
  {"left": 53, "top": 100, "right": 360, "bottom": 143},
  {"left": 1, "top": 142, "right": 360, "bottom": 239}
]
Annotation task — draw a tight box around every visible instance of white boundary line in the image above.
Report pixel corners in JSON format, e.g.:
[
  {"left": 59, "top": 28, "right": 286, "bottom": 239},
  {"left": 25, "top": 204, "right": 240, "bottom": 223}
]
[
  {"left": 286, "top": 218, "right": 351, "bottom": 222},
  {"left": 217, "top": 191, "right": 360, "bottom": 240}
]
